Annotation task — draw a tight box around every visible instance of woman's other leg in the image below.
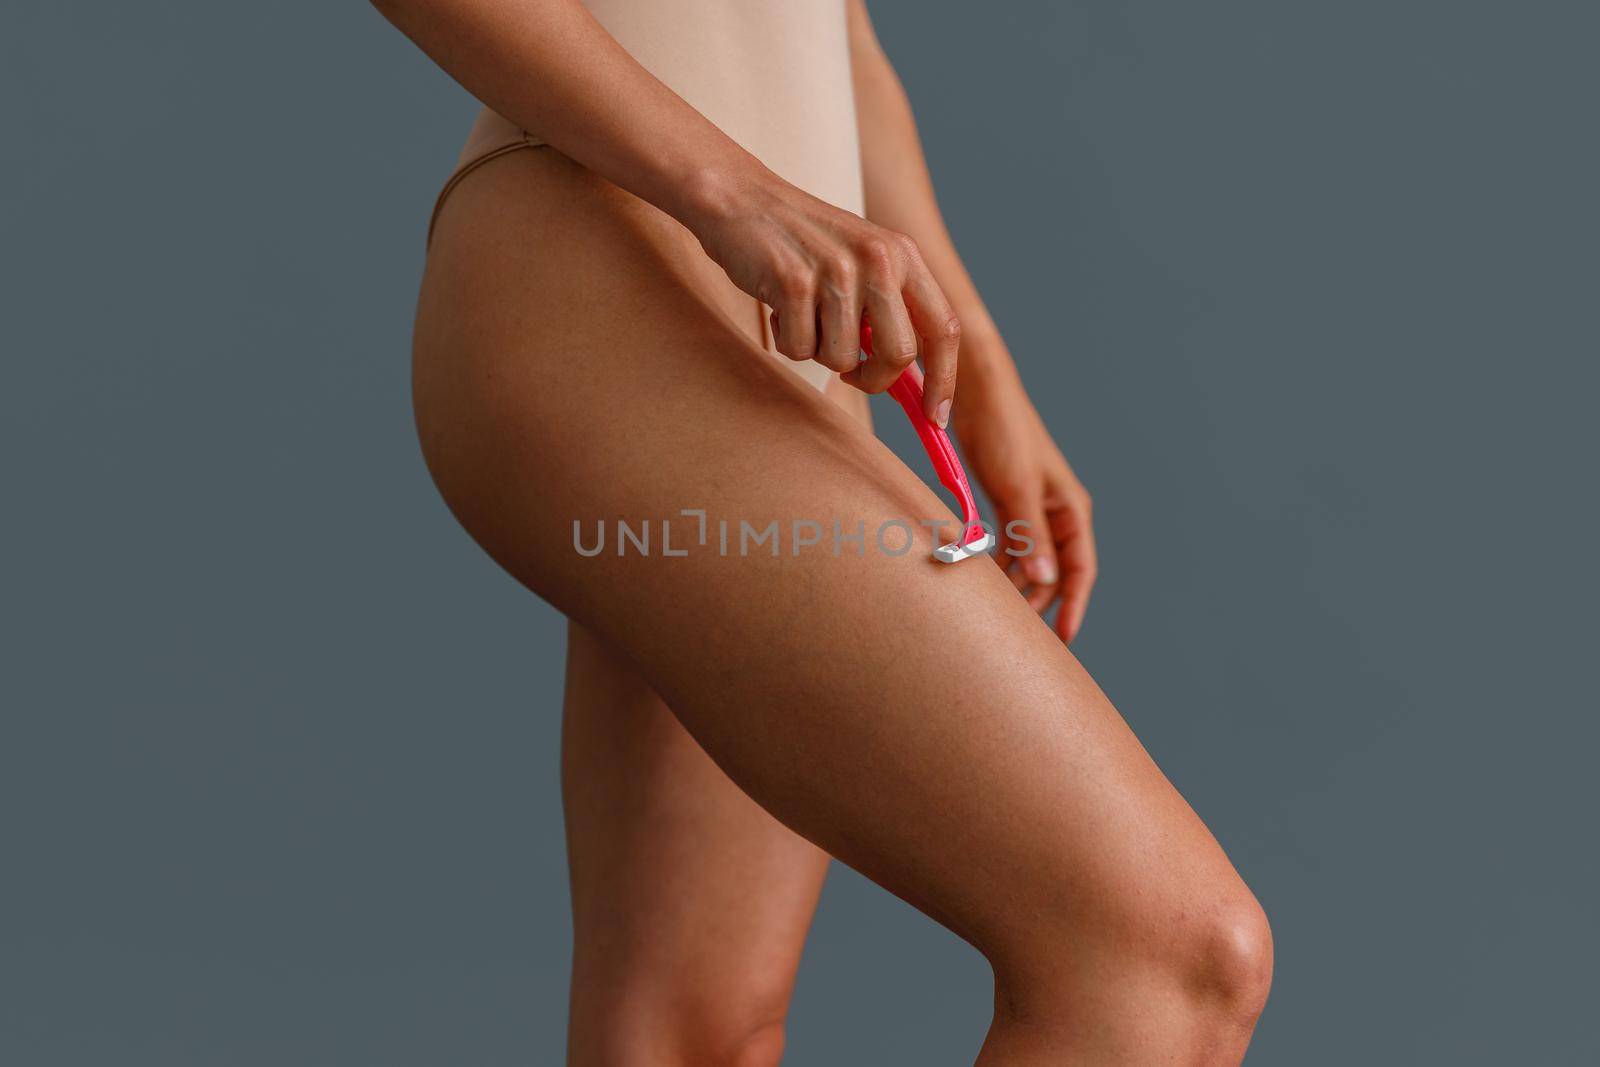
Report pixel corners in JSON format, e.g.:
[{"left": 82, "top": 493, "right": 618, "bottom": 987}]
[
  {"left": 562, "top": 622, "right": 829, "bottom": 1067},
  {"left": 560, "top": 384, "right": 868, "bottom": 1067}
]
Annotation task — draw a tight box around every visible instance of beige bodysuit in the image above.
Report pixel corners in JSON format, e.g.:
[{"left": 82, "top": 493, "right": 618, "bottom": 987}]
[{"left": 427, "top": 0, "right": 865, "bottom": 394}]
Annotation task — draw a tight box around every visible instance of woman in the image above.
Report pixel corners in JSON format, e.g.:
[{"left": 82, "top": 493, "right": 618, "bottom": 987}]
[{"left": 373, "top": 0, "right": 1271, "bottom": 1062}]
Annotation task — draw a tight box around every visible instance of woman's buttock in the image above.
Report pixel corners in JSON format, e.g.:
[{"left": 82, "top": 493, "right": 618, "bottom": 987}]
[{"left": 412, "top": 144, "right": 899, "bottom": 633}]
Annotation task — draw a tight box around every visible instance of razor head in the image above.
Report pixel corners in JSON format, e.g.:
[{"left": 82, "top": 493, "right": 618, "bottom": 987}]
[{"left": 933, "top": 529, "right": 996, "bottom": 564}]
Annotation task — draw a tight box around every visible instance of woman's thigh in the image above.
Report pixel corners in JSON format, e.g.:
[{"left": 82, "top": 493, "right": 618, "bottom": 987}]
[{"left": 415, "top": 148, "right": 1250, "bottom": 991}]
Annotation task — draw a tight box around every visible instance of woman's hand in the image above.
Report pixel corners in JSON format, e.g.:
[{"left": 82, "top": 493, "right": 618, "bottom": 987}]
[
  {"left": 953, "top": 349, "right": 1097, "bottom": 644},
  {"left": 682, "top": 169, "right": 963, "bottom": 427}
]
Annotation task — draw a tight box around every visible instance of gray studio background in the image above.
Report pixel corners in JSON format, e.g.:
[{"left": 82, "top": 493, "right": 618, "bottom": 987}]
[{"left": 4, "top": 1, "right": 1596, "bottom": 1063}]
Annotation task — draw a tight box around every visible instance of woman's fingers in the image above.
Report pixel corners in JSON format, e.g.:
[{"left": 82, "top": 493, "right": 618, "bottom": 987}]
[
  {"left": 692, "top": 177, "right": 963, "bottom": 396},
  {"left": 1050, "top": 492, "right": 1097, "bottom": 643},
  {"left": 900, "top": 255, "right": 960, "bottom": 428},
  {"left": 1002, "top": 489, "right": 1060, "bottom": 614},
  {"left": 995, "top": 475, "right": 1098, "bottom": 644},
  {"left": 749, "top": 220, "right": 956, "bottom": 411},
  {"left": 847, "top": 270, "right": 919, "bottom": 393},
  {"left": 771, "top": 292, "right": 817, "bottom": 363},
  {"left": 815, "top": 269, "right": 863, "bottom": 374}
]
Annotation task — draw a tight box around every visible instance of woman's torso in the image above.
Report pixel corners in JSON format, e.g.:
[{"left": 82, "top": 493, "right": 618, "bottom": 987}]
[{"left": 460, "top": 0, "right": 865, "bottom": 215}]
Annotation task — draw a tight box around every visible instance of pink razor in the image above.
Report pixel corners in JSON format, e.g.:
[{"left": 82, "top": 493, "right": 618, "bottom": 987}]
[{"left": 861, "top": 325, "right": 995, "bottom": 563}]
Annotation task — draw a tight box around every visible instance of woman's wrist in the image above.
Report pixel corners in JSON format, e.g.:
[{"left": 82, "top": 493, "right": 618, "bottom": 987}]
[
  {"left": 668, "top": 153, "right": 779, "bottom": 236},
  {"left": 954, "top": 316, "right": 1018, "bottom": 390}
]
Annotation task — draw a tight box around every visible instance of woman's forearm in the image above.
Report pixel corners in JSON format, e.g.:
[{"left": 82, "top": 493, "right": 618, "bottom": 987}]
[
  {"left": 846, "top": 0, "right": 1017, "bottom": 386},
  {"left": 370, "top": 0, "right": 765, "bottom": 227}
]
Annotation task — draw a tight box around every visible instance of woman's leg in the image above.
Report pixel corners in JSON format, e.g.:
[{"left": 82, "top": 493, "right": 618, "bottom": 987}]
[
  {"left": 562, "top": 622, "right": 829, "bottom": 1067},
  {"left": 417, "top": 150, "right": 1272, "bottom": 1064},
  {"left": 560, "top": 383, "right": 869, "bottom": 1067}
]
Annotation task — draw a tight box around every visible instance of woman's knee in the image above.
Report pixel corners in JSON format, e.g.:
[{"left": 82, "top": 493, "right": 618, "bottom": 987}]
[
  {"left": 991, "top": 861, "right": 1272, "bottom": 1036},
  {"left": 674, "top": 979, "right": 792, "bottom": 1067},
  {"left": 626, "top": 1012, "right": 788, "bottom": 1067},
  {"left": 1183, "top": 892, "right": 1274, "bottom": 1025},
  {"left": 573, "top": 974, "right": 793, "bottom": 1067},
  {"left": 1106, "top": 877, "right": 1273, "bottom": 1025},
  {"left": 713, "top": 1018, "right": 788, "bottom": 1067}
]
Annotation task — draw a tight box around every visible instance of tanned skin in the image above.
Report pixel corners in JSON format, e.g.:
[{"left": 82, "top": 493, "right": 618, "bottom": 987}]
[{"left": 373, "top": 0, "right": 1272, "bottom": 1061}]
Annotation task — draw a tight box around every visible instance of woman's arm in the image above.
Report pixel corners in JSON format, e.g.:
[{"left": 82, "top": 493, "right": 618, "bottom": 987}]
[
  {"left": 846, "top": 0, "right": 1097, "bottom": 641},
  {"left": 371, "top": 0, "right": 959, "bottom": 423}
]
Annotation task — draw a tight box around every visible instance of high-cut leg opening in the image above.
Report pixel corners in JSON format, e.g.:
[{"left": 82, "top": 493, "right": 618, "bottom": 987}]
[{"left": 426, "top": 132, "right": 543, "bottom": 249}]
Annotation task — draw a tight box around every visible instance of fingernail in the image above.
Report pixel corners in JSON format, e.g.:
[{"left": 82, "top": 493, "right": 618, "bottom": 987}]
[
  {"left": 935, "top": 399, "right": 951, "bottom": 428},
  {"left": 1026, "top": 556, "right": 1057, "bottom": 585}
]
